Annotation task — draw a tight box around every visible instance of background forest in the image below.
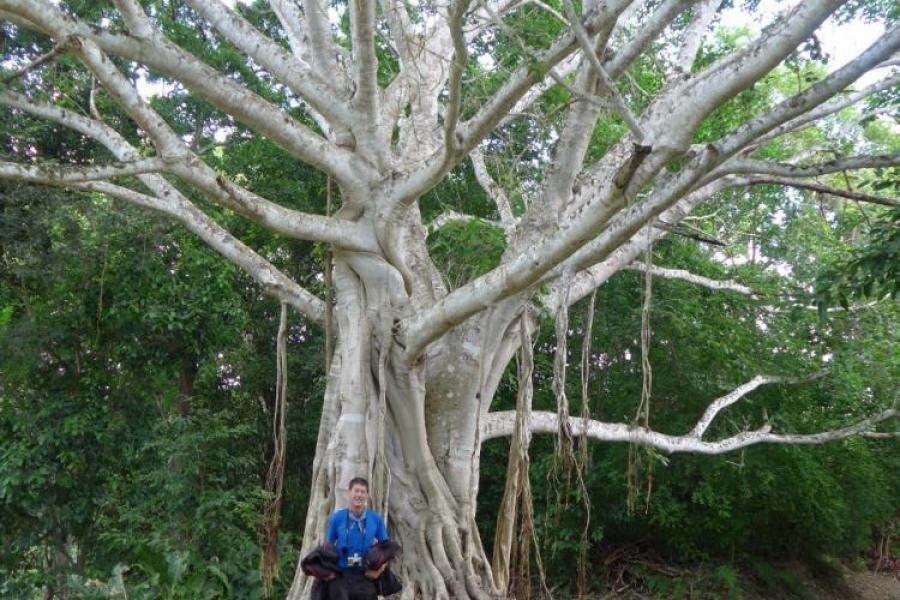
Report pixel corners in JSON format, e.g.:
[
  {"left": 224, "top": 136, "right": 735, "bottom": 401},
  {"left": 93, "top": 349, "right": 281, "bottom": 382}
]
[{"left": 1, "top": 1, "right": 899, "bottom": 598}]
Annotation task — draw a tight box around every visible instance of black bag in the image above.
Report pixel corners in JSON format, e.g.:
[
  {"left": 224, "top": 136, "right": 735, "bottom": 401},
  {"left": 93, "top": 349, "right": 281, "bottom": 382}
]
[{"left": 377, "top": 568, "right": 402, "bottom": 597}]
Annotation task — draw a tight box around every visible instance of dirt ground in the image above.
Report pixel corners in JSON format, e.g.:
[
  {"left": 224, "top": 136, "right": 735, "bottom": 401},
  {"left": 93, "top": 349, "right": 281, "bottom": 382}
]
[{"left": 834, "top": 571, "right": 900, "bottom": 600}]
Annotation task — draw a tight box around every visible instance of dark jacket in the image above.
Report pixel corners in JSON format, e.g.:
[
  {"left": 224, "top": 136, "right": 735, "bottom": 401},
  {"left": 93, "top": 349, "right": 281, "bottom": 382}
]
[
  {"left": 366, "top": 540, "right": 403, "bottom": 596},
  {"left": 301, "top": 543, "right": 341, "bottom": 578},
  {"left": 364, "top": 540, "right": 401, "bottom": 570},
  {"left": 302, "top": 544, "right": 348, "bottom": 600}
]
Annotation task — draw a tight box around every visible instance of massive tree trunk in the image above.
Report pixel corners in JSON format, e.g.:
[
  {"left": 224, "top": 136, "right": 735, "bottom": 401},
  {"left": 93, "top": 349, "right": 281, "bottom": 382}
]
[{"left": 287, "top": 233, "right": 513, "bottom": 599}]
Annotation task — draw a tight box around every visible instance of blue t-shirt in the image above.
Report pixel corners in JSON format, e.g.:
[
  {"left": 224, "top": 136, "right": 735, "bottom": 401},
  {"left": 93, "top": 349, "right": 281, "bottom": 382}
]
[{"left": 326, "top": 508, "right": 389, "bottom": 570}]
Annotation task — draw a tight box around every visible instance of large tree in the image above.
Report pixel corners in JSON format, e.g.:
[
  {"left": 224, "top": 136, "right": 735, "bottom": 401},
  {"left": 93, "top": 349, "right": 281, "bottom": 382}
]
[{"left": 1, "top": 0, "right": 898, "bottom": 597}]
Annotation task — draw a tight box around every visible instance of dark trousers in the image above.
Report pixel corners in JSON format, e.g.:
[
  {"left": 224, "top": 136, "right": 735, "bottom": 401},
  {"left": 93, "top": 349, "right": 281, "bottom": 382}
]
[{"left": 341, "top": 568, "right": 378, "bottom": 600}]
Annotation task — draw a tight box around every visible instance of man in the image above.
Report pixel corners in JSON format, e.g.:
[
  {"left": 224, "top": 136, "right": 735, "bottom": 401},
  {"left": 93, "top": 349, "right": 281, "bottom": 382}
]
[{"left": 323, "top": 477, "right": 389, "bottom": 599}]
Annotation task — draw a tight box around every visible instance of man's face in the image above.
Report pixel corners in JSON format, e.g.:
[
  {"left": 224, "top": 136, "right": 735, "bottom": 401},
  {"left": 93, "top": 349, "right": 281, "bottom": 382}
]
[{"left": 348, "top": 483, "right": 368, "bottom": 512}]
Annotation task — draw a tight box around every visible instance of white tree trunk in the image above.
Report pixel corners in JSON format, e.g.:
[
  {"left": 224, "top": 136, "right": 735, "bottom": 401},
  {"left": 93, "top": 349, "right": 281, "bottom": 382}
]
[{"left": 286, "top": 241, "right": 511, "bottom": 600}]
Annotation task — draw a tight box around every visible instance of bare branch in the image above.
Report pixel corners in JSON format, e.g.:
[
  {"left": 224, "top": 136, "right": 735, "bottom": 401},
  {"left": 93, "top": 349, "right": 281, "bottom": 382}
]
[
  {"left": 269, "top": 0, "right": 308, "bottom": 60},
  {"left": 184, "top": 0, "right": 354, "bottom": 132},
  {"left": 556, "top": 177, "right": 737, "bottom": 310},
  {"left": 726, "top": 154, "right": 900, "bottom": 179},
  {"left": 471, "top": 148, "right": 515, "bottom": 228},
  {"left": 482, "top": 407, "right": 898, "bottom": 454},
  {"left": 0, "top": 41, "right": 65, "bottom": 83},
  {"left": 562, "top": 0, "right": 645, "bottom": 141},
  {"left": 716, "top": 26, "right": 900, "bottom": 158},
  {"left": 111, "top": 0, "right": 152, "bottom": 38},
  {"left": 672, "top": 0, "right": 720, "bottom": 75},
  {"left": 0, "top": 91, "right": 376, "bottom": 250},
  {"left": 300, "top": 0, "right": 349, "bottom": 86},
  {"left": 623, "top": 264, "right": 756, "bottom": 296},
  {"left": 654, "top": 220, "right": 728, "bottom": 246},
  {"left": 743, "top": 176, "right": 900, "bottom": 208},
  {"left": 752, "top": 72, "right": 900, "bottom": 146},
  {"left": 74, "top": 181, "right": 327, "bottom": 323},
  {"left": 503, "top": 52, "right": 581, "bottom": 124},
  {"left": 606, "top": 0, "right": 697, "bottom": 78},
  {"left": 0, "top": 158, "right": 167, "bottom": 183},
  {"left": 349, "top": 0, "right": 378, "bottom": 124},
  {"left": 444, "top": 0, "right": 472, "bottom": 157},
  {"left": 0, "top": 0, "right": 373, "bottom": 188},
  {"left": 391, "top": 0, "right": 636, "bottom": 206},
  {"left": 427, "top": 210, "right": 501, "bottom": 234},
  {"left": 689, "top": 374, "right": 822, "bottom": 439}
]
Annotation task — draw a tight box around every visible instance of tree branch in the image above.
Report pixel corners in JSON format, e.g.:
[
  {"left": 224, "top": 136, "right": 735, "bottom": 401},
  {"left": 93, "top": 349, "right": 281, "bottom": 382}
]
[
  {"left": 427, "top": 210, "right": 501, "bottom": 235},
  {"left": 715, "top": 26, "right": 900, "bottom": 158},
  {"left": 389, "top": 0, "right": 636, "bottom": 206},
  {"left": 0, "top": 91, "right": 376, "bottom": 250},
  {"left": 444, "top": 0, "right": 472, "bottom": 156},
  {"left": 751, "top": 72, "right": 900, "bottom": 146},
  {"left": 269, "top": 0, "right": 309, "bottom": 60},
  {"left": 0, "top": 158, "right": 167, "bottom": 183},
  {"left": 622, "top": 264, "right": 756, "bottom": 296},
  {"left": 562, "top": 0, "right": 645, "bottom": 141},
  {"left": 689, "top": 373, "right": 823, "bottom": 439},
  {"left": 605, "top": 0, "right": 697, "bottom": 78},
  {"left": 482, "top": 407, "right": 898, "bottom": 454},
  {"left": 726, "top": 154, "right": 900, "bottom": 179},
  {"left": 743, "top": 176, "right": 900, "bottom": 208},
  {"left": 184, "top": 0, "right": 353, "bottom": 132},
  {"left": 111, "top": 0, "right": 152, "bottom": 38},
  {"left": 74, "top": 181, "right": 326, "bottom": 323},
  {"left": 0, "top": 41, "right": 65, "bottom": 83},
  {"left": 471, "top": 147, "right": 515, "bottom": 229},
  {"left": 349, "top": 0, "right": 378, "bottom": 126},
  {"left": 0, "top": 0, "right": 373, "bottom": 188},
  {"left": 672, "top": 0, "right": 720, "bottom": 75}
]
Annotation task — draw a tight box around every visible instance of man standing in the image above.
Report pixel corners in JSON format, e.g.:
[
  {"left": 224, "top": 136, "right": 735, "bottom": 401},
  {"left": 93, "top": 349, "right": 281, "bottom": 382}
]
[{"left": 323, "top": 477, "right": 388, "bottom": 599}]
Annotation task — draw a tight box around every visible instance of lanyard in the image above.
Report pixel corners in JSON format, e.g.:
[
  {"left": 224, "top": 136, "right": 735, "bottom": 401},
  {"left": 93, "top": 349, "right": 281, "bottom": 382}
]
[{"left": 345, "top": 510, "right": 367, "bottom": 545}]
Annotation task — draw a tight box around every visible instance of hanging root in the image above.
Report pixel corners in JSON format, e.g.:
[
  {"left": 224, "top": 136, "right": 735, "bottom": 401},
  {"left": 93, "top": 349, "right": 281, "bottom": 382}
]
[
  {"left": 627, "top": 233, "right": 655, "bottom": 515},
  {"left": 260, "top": 303, "right": 289, "bottom": 595},
  {"left": 553, "top": 270, "right": 576, "bottom": 467},
  {"left": 575, "top": 290, "right": 597, "bottom": 597}
]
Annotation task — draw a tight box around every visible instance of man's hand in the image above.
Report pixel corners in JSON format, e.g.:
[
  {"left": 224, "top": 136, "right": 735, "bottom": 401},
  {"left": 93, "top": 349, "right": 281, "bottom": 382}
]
[
  {"left": 364, "top": 564, "right": 387, "bottom": 579},
  {"left": 322, "top": 573, "right": 336, "bottom": 581}
]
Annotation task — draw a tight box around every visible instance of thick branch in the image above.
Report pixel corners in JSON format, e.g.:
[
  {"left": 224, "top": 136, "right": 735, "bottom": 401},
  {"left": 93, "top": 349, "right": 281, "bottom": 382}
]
[
  {"left": 444, "top": 0, "right": 472, "bottom": 155},
  {"left": 0, "top": 0, "right": 373, "bottom": 188},
  {"left": 184, "top": 0, "right": 354, "bottom": 131},
  {"left": 672, "top": 0, "right": 720, "bottom": 74},
  {"left": 390, "top": 0, "right": 635, "bottom": 205},
  {"left": 300, "top": 0, "right": 348, "bottom": 87},
  {"left": 269, "top": 0, "right": 308, "bottom": 60},
  {"left": 111, "top": 0, "right": 152, "bottom": 38},
  {"left": 716, "top": 26, "right": 900, "bottom": 158},
  {"left": 349, "top": 0, "right": 378, "bottom": 123},
  {"left": 562, "top": 0, "right": 645, "bottom": 141},
  {"left": 0, "top": 92, "right": 375, "bottom": 250},
  {"left": 606, "top": 0, "right": 698, "bottom": 78},
  {"left": 482, "top": 408, "right": 898, "bottom": 454}
]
